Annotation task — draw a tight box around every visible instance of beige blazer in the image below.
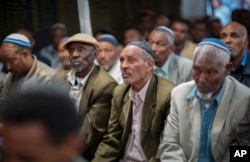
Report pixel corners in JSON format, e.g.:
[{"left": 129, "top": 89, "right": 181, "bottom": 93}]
[
  {"left": 54, "top": 65, "right": 117, "bottom": 161},
  {"left": 93, "top": 74, "right": 175, "bottom": 162},
  {"left": 160, "top": 76, "right": 250, "bottom": 162}
]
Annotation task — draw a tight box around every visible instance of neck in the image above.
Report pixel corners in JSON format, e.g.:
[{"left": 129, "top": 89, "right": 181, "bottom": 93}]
[
  {"left": 174, "top": 42, "right": 185, "bottom": 53},
  {"left": 132, "top": 74, "right": 151, "bottom": 92},
  {"left": 231, "top": 51, "right": 246, "bottom": 70},
  {"left": 75, "top": 64, "right": 93, "bottom": 78}
]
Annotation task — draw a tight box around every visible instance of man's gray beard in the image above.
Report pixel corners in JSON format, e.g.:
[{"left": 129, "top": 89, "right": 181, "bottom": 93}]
[{"left": 197, "top": 91, "right": 213, "bottom": 102}]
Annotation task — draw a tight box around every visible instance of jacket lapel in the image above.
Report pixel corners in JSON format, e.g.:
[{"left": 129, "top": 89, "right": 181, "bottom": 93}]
[
  {"left": 140, "top": 75, "right": 157, "bottom": 141},
  {"left": 211, "top": 78, "right": 234, "bottom": 154},
  {"left": 79, "top": 66, "right": 98, "bottom": 119},
  {"left": 185, "top": 97, "right": 201, "bottom": 142},
  {"left": 168, "top": 54, "right": 178, "bottom": 84}
]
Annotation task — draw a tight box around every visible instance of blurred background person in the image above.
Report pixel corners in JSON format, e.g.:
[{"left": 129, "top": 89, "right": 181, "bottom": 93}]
[
  {"left": 190, "top": 19, "right": 208, "bottom": 44},
  {"left": 170, "top": 18, "right": 196, "bottom": 60},
  {"left": 39, "top": 23, "right": 67, "bottom": 68},
  {"left": 138, "top": 9, "right": 156, "bottom": 39},
  {"left": 154, "top": 15, "right": 171, "bottom": 28},
  {"left": 1, "top": 84, "right": 87, "bottom": 162},
  {"left": 207, "top": 17, "right": 222, "bottom": 39},
  {"left": 56, "top": 37, "right": 71, "bottom": 72},
  {"left": 0, "top": 33, "right": 54, "bottom": 109},
  {"left": 123, "top": 25, "right": 145, "bottom": 46},
  {"left": 97, "top": 34, "right": 123, "bottom": 84}
]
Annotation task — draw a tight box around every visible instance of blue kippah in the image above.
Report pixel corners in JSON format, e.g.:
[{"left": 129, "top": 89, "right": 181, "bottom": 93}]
[
  {"left": 3, "top": 33, "right": 31, "bottom": 48},
  {"left": 198, "top": 38, "right": 230, "bottom": 55},
  {"left": 98, "top": 34, "right": 119, "bottom": 47}
]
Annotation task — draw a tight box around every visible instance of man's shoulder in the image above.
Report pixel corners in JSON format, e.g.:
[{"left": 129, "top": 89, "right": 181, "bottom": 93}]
[
  {"left": 227, "top": 76, "right": 250, "bottom": 96},
  {"left": 36, "top": 59, "right": 55, "bottom": 76},
  {"left": 155, "top": 74, "right": 176, "bottom": 89},
  {"left": 172, "top": 80, "right": 195, "bottom": 96}
]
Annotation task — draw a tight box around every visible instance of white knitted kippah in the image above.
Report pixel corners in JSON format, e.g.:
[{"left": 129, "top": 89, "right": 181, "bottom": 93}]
[{"left": 3, "top": 33, "right": 31, "bottom": 48}]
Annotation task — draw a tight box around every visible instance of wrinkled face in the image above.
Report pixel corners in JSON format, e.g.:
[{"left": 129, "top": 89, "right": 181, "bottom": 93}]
[
  {"left": 97, "top": 42, "right": 118, "bottom": 71},
  {"left": 220, "top": 22, "right": 248, "bottom": 57},
  {"left": 120, "top": 45, "right": 152, "bottom": 88},
  {"left": 192, "top": 48, "right": 229, "bottom": 96},
  {"left": 171, "top": 21, "right": 189, "bottom": 45},
  {"left": 124, "top": 29, "right": 144, "bottom": 45},
  {"left": 0, "top": 43, "right": 27, "bottom": 78},
  {"left": 148, "top": 31, "right": 172, "bottom": 67},
  {"left": 2, "top": 123, "right": 63, "bottom": 162},
  {"left": 68, "top": 43, "right": 95, "bottom": 72}
]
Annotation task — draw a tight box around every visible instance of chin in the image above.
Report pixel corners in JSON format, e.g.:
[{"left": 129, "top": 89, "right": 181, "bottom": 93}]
[{"left": 197, "top": 91, "right": 213, "bottom": 101}]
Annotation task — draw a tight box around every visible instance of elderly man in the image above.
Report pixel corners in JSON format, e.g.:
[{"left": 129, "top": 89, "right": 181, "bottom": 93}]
[
  {"left": 149, "top": 26, "right": 193, "bottom": 85},
  {"left": 160, "top": 38, "right": 250, "bottom": 162},
  {"left": 53, "top": 33, "right": 117, "bottom": 161},
  {"left": 1, "top": 85, "right": 86, "bottom": 162},
  {"left": 97, "top": 34, "right": 123, "bottom": 84},
  {"left": 93, "top": 41, "right": 175, "bottom": 162},
  {"left": 220, "top": 21, "right": 250, "bottom": 87},
  {"left": 0, "top": 33, "right": 54, "bottom": 108}
]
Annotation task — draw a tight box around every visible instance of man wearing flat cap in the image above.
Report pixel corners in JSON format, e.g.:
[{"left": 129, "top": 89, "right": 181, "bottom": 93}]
[
  {"left": 53, "top": 33, "right": 117, "bottom": 161},
  {"left": 93, "top": 40, "right": 175, "bottom": 162},
  {"left": 160, "top": 38, "right": 250, "bottom": 162},
  {"left": 0, "top": 33, "right": 54, "bottom": 111}
]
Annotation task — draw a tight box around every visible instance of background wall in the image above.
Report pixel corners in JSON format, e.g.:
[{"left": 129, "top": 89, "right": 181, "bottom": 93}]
[{"left": 0, "top": 0, "right": 180, "bottom": 52}]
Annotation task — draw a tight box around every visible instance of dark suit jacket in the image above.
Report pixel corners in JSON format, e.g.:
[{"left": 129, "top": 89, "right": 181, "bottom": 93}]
[
  {"left": 54, "top": 66, "right": 117, "bottom": 161},
  {"left": 92, "top": 74, "right": 175, "bottom": 162}
]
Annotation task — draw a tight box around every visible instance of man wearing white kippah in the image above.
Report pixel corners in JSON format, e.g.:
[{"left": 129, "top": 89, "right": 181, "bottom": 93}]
[
  {"left": 160, "top": 38, "right": 250, "bottom": 162},
  {"left": 0, "top": 33, "right": 55, "bottom": 113},
  {"left": 149, "top": 26, "right": 193, "bottom": 85}
]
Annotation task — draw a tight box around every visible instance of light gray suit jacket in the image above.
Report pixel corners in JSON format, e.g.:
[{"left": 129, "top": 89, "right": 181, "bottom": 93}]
[
  {"left": 154, "top": 54, "right": 193, "bottom": 85},
  {"left": 160, "top": 76, "right": 250, "bottom": 162}
]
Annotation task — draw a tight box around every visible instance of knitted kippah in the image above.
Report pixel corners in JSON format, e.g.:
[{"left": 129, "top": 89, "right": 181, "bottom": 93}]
[
  {"left": 3, "top": 33, "right": 31, "bottom": 48},
  {"left": 128, "top": 40, "right": 155, "bottom": 59},
  {"left": 198, "top": 38, "right": 230, "bottom": 55},
  {"left": 98, "top": 34, "right": 119, "bottom": 47}
]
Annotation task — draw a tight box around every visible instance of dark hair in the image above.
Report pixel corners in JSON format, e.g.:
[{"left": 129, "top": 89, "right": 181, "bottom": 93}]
[
  {"left": 170, "top": 17, "right": 191, "bottom": 29},
  {"left": 2, "top": 84, "right": 80, "bottom": 145},
  {"left": 124, "top": 25, "right": 144, "bottom": 36}
]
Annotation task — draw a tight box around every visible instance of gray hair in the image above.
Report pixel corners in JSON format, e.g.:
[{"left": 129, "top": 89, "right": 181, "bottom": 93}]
[
  {"left": 152, "top": 26, "right": 174, "bottom": 45},
  {"left": 194, "top": 44, "right": 230, "bottom": 64}
]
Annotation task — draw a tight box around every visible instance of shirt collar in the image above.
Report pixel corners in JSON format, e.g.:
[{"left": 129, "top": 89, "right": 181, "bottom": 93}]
[
  {"left": 66, "top": 65, "right": 95, "bottom": 86},
  {"left": 129, "top": 76, "right": 152, "bottom": 102},
  {"left": 186, "top": 80, "right": 226, "bottom": 104},
  {"left": 240, "top": 51, "right": 248, "bottom": 66},
  {"left": 154, "top": 57, "right": 170, "bottom": 75}
]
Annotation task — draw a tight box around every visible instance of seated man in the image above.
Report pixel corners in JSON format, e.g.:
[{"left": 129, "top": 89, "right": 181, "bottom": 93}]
[
  {"left": 1, "top": 85, "right": 86, "bottom": 162},
  {"left": 220, "top": 21, "right": 250, "bottom": 87},
  {"left": 149, "top": 26, "right": 193, "bottom": 85},
  {"left": 97, "top": 34, "right": 123, "bottom": 84},
  {"left": 53, "top": 33, "right": 117, "bottom": 161},
  {"left": 93, "top": 41, "right": 175, "bottom": 162},
  {"left": 0, "top": 33, "right": 54, "bottom": 110},
  {"left": 160, "top": 38, "right": 250, "bottom": 162}
]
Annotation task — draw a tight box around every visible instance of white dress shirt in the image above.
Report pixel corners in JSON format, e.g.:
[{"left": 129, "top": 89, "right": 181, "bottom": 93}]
[
  {"left": 121, "top": 77, "right": 152, "bottom": 162},
  {"left": 66, "top": 66, "right": 94, "bottom": 112}
]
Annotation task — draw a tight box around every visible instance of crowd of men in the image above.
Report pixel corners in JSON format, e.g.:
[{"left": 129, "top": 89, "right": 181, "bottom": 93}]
[{"left": 0, "top": 8, "right": 250, "bottom": 162}]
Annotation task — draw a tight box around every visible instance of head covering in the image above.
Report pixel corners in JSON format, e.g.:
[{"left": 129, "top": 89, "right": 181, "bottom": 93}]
[
  {"left": 128, "top": 40, "right": 155, "bottom": 59},
  {"left": 98, "top": 34, "right": 119, "bottom": 47},
  {"left": 63, "top": 33, "right": 99, "bottom": 50},
  {"left": 3, "top": 33, "right": 31, "bottom": 48},
  {"left": 198, "top": 38, "right": 230, "bottom": 56}
]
